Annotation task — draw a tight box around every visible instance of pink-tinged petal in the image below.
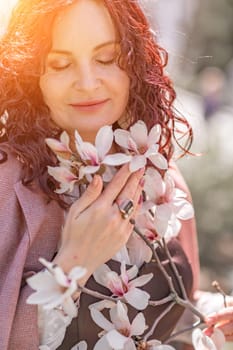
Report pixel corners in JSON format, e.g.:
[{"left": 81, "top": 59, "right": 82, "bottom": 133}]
[
  {"left": 131, "top": 312, "right": 147, "bottom": 335},
  {"left": 126, "top": 265, "right": 138, "bottom": 281},
  {"left": 90, "top": 308, "right": 114, "bottom": 332},
  {"left": 103, "top": 153, "right": 131, "bottom": 166},
  {"left": 175, "top": 201, "right": 194, "bottom": 220},
  {"left": 110, "top": 301, "right": 130, "bottom": 330},
  {"left": 165, "top": 216, "right": 181, "bottom": 239},
  {"left": 145, "top": 144, "right": 159, "bottom": 158},
  {"left": 108, "top": 273, "right": 124, "bottom": 295},
  {"left": 48, "top": 166, "right": 77, "bottom": 183},
  {"left": 146, "top": 339, "right": 161, "bottom": 347},
  {"left": 124, "top": 288, "right": 150, "bottom": 310},
  {"left": 95, "top": 125, "right": 113, "bottom": 161},
  {"left": 130, "top": 121, "right": 148, "bottom": 148},
  {"left": 60, "top": 131, "right": 71, "bottom": 150},
  {"left": 113, "top": 245, "right": 131, "bottom": 265},
  {"left": 62, "top": 297, "right": 78, "bottom": 318},
  {"left": 93, "top": 264, "right": 112, "bottom": 287},
  {"left": 148, "top": 154, "right": 168, "bottom": 170},
  {"left": 77, "top": 142, "right": 99, "bottom": 165},
  {"left": 129, "top": 155, "right": 146, "bottom": 172},
  {"left": 148, "top": 124, "right": 161, "bottom": 146},
  {"left": 94, "top": 335, "right": 112, "bottom": 350},
  {"left": 127, "top": 233, "right": 152, "bottom": 267},
  {"left": 106, "top": 329, "right": 128, "bottom": 349},
  {"left": 45, "top": 135, "right": 71, "bottom": 154},
  {"left": 114, "top": 129, "right": 131, "bottom": 149},
  {"left": 144, "top": 167, "right": 164, "bottom": 201},
  {"left": 128, "top": 136, "right": 139, "bottom": 153},
  {"left": 82, "top": 165, "right": 100, "bottom": 175},
  {"left": 175, "top": 188, "right": 188, "bottom": 199},
  {"left": 149, "top": 345, "right": 176, "bottom": 350},
  {"left": 129, "top": 273, "right": 153, "bottom": 288}
]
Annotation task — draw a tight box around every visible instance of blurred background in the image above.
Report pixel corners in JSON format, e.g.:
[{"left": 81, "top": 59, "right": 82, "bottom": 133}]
[{"left": 0, "top": 0, "right": 232, "bottom": 348}]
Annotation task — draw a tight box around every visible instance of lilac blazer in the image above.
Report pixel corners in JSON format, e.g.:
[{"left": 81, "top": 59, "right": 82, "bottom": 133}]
[{"left": 0, "top": 147, "right": 64, "bottom": 350}]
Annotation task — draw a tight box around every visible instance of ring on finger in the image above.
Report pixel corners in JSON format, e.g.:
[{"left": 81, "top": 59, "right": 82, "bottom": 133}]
[{"left": 117, "top": 198, "right": 134, "bottom": 219}]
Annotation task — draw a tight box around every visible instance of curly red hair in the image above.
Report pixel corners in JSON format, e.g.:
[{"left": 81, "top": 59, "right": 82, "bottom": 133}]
[{"left": 0, "top": 0, "right": 192, "bottom": 204}]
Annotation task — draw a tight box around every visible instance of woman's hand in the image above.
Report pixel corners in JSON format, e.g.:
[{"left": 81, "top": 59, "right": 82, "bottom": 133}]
[{"left": 54, "top": 164, "right": 144, "bottom": 285}]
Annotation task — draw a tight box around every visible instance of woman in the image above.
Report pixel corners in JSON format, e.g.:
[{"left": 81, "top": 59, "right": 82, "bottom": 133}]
[{"left": 0, "top": 0, "right": 202, "bottom": 349}]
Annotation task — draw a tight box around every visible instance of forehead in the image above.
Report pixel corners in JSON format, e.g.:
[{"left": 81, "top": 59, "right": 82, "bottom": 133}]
[{"left": 51, "top": 0, "right": 116, "bottom": 49}]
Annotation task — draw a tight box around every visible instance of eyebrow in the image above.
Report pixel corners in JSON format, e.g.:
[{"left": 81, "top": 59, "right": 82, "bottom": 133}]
[{"left": 49, "top": 40, "right": 118, "bottom": 55}]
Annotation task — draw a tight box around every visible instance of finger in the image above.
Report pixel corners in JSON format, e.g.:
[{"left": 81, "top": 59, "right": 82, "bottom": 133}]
[
  {"left": 70, "top": 175, "right": 103, "bottom": 217},
  {"left": 117, "top": 168, "right": 145, "bottom": 204},
  {"left": 101, "top": 163, "right": 132, "bottom": 203},
  {"left": 215, "top": 320, "right": 233, "bottom": 339},
  {"left": 206, "top": 306, "right": 233, "bottom": 324}
]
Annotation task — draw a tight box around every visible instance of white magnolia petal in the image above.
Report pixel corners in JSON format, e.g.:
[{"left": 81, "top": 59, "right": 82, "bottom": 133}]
[
  {"left": 60, "top": 130, "right": 71, "bottom": 150},
  {"left": 211, "top": 329, "right": 225, "bottom": 350},
  {"left": 69, "top": 266, "right": 87, "bottom": 281},
  {"left": 175, "top": 201, "right": 194, "bottom": 220},
  {"left": 82, "top": 165, "right": 100, "bottom": 175},
  {"left": 62, "top": 297, "right": 78, "bottom": 318},
  {"left": 114, "top": 129, "right": 131, "bottom": 149},
  {"left": 103, "top": 153, "right": 131, "bottom": 166},
  {"left": 110, "top": 301, "right": 130, "bottom": 330},
  {"left": 127, "top": 234, "right": 152, "bottom": 267},
  {"left": 124, "top": 339, "right": 137, "bottom": 350},
  {"left": 26, "top": 289, "right": 61, "bottom": 305},
  {"left": 131, "top": 312, "right": 147, "bottom": 335},
  {"left": 129, "top": 155, "right": 146, "bottom": 172},
  {"left": 95, "top": 125, "right": 113, "bottom": 160},
  {"left": 78, "top": 142, "right": 99, "bottom": 164},
  {"left": 94, "top": 335, "right": 112, "bottom": 350},
  {"left": 164, "top": 217, "right": 182, "bottom": 239},
  {"left": 148, "top": 154, "right": 168, "bottom": 170},
  {"left": 192, "top": 328, "right": 217, "bottom": 350},
  {"left": 129, "top": 273, "right": 153, "bottom": 288},
  {"left": 71, "top": 340, "right": 88, "bottom": 350},
  {"left": 106, "top": 329, "right": 128, "bottom": 349},
  {"left": 148, "top": 124, "right": 161, "bottom": 146},
  {"left": 145, "top": 145, "right": 159, "bottom": 158},
  {"left": 47, "top": 166, "right": 77, "bottom": 183},
  {"left": 144, "top": 167, "right": 164, "bottom": 200},
  {"left": 93, "top": 264, "right": 112, "bottom": 286},
  {"left": 126, "top": 265, "right": 138, "bottom": 281},
  {"left": 130, "top": 120, "right": 148, "bottom": 148},
  {"left": 90, "top": 308, "right": 114, "bottom": 332},
  {"left": 125, "top": 288, "right": 150, "bottom": 310},
  {"left": 75, "top": 129, "right": 83, "bottom": 145},
  {"left": 26, "top": 271, "right": 57, "bottom": 291},
  {"left": 89, "top": 299, "right": 116, "bottom": 311},
  {"left": 45, "top": 137, "right": 70, "bottom": 153},
  {"left": 154, "top": 218, "right": 169, "bottom": 237},
  {"left": 120, "top": 261, "right": 128, "bottom": 286},
  {"left": 151, "top": 345, "right": 176, "bottom": 350},
  {"left": 156, "top": 204, "right": 172, "bottom": 220}
]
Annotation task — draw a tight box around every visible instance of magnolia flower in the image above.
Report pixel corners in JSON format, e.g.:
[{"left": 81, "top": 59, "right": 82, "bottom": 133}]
[
  {"left": 75, "top": 125, "right": 131, "bottom": 180},
  {"left": 46, "top": 131, "right": 72, "bottom": 158},
  {"left": 192, "top": 328, "right": 225, "bottom": 350},
  {"left": 93, "top": 261, "right": 153, "bottom": 310},
  {"left": 114, "top": 120, "right": 168, "bottom": 172},
  {"left": 27, "top": 258, "right": 86, "bottom": 318},
  {"left": 90, "top": 300, "right": 147, "bottom": 350},
  {"left": 47, "top": 165, "right": 79, "bottom": 193},
  {"left": 144, "top": 167, "right": 194, "bottom": 238}
]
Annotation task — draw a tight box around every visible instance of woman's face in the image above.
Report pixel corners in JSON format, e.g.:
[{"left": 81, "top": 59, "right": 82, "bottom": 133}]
[{"left": 39, "top": 0, "right": 130, "bottom": 142}]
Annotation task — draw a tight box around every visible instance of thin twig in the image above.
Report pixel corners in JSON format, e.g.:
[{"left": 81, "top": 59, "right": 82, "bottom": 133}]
[
  {"left": 162, "top": 237, "right": 188, "bottom": 300},
  {"left": 144, "top": 302, "right": 176, "bottom": 341},
  {"left": 165, "top": 319, "right": 202, "bottom": 342},
  {"left": 149, "top": 294, "right": 174, "bottom": 306},
  {"left": 78, "top": 285, "right": 119, "bottom": 302}
]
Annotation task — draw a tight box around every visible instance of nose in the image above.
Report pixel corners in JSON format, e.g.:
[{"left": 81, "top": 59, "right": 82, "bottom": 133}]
[{"left": 72, "top": 63, "right": 101, "bottom": 92}]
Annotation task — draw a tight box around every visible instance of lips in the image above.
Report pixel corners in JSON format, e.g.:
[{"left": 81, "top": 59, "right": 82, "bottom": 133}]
[{"left": 69, "top": 99, "right": 109, "bottom": 107}]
